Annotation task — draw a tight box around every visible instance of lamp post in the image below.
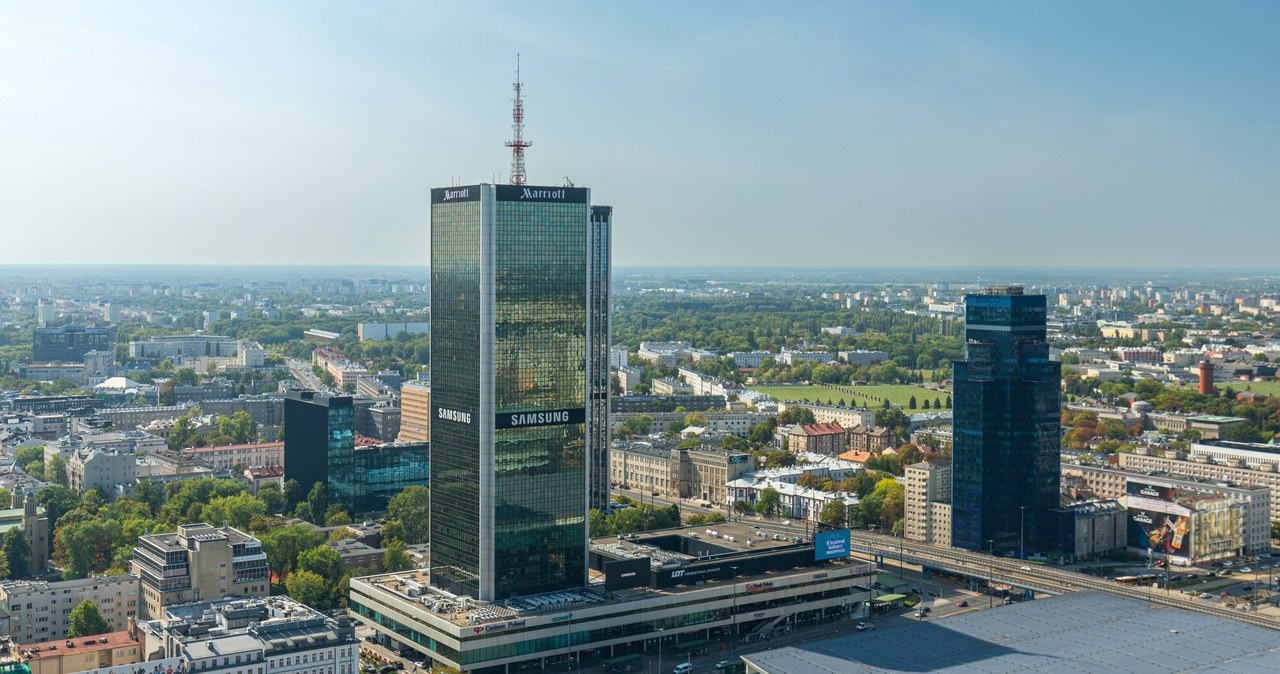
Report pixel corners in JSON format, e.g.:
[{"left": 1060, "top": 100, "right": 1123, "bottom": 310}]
[
  {"left": 987, "top": 539, "right": 995, "bottom": 609},
  {"left": 657, "top": 628, "right": 664, "bottom": 674},
  {"left": 730, "top": 565, "right": 739, "bottom": 645},
  {"left": 1019, "top": 506, "right": 1026, "bottom": 561}
]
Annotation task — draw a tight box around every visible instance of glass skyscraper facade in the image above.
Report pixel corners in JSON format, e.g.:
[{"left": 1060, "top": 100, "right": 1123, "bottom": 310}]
[
  {"left": 430, "top": 184, "right": 610, "bottom": 601},
  {"left": 284, "top": 390, "right": 357, "bottom": 507},
  {"left": 951, "top": 286, "right": 1061, "bottom": 556}
]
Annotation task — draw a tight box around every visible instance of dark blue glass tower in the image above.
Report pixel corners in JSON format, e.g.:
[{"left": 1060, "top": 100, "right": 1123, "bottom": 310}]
[{"left": 951, "top": 286, "right": 1061, "bottom": 555}]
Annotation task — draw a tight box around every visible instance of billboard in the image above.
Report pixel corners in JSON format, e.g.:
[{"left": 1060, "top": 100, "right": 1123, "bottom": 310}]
[
  {"left": 1127, "top": 481, "right": 1175, "bottom": 502},
  {"left": 1128, "top": 508, "right": 1192, "bottom": 557},
  {"left": 604, "top": 556, "right": 651, "bottom": 591},
  {"left": 815, "top": 529, "right": 851, "bottom": 561}
]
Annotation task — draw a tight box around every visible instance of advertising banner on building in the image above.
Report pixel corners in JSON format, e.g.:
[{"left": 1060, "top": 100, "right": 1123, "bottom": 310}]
[
  {"left": 815, "top": 529, "right": 851, "bottom": 561},
  {"left": 1128, "top": 508, "right": 1192, "bottom": 556},
  {"left": 604, "top": 556, "right": 651, "bottom": 591},
  {"left": 1127, "top": 481, "right": 1176, "bottom": 502}
]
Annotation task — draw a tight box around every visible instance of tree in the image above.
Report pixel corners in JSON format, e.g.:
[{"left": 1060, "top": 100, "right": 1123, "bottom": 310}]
[
  {"left": 818, "top": 501, "right": 847, "bottom": 528},
  {"left": 384, "top": 543, "right": 413, "bottom": 572},
  {"left": 297, "top": 545, "right": 342, "bottom": 580},
  {"left": 167, "top": 415, "right": 196, "bottom": 450},
  {"left": 256, "top": 483, "right": 287, "bottom": 514},
  {"left": 3, "top": 528, "right": 32, "bottom": 579},
  {"left": 284, "top": 569, "right": 331, "bottom": 609},
  {"left": 386, "top": 486, "right": 430, "bottom": 544},
  {"left": 261, "top": 524, "right": 325, "bottom": 577},
  {"left": 67, "top": 600, "right": 112, "bottom": 637},
  {"left": 0, "top": 549, "right": 8, "bottom": 580},
  {"left": 908, "top": 396, "right": 917, "bottom": 410},
  {"left": 755, "top": 488, "right": 782, "bottom": 517},
  {"left": 201, "top": 494, "right": 268, "bottom": 530},
  {"left": 55, "top": 520, "right": 112, "bottom": 579},
  {"left": 46, "top": 456, "right": 69, "bottom": 487}
]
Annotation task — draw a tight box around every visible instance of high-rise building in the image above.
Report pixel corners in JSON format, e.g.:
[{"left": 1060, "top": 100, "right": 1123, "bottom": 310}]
[
  {"left": 429, "top": 183, "right": 610, "bottom": 602},
  {"left": 951, "top": 286, "right": 1061, "bottom": 556},
  {"left": 284, "top": 390, "right": 357, "bottom": 508},
  {"left": 32, "top": 324, "right": 116, "bottom": 362}
]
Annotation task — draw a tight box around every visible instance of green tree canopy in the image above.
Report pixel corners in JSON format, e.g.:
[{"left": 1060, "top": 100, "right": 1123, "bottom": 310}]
[
  {"left": 384, "top": 543, "right": 413, "bottom": 572},
  {"left": 67, "top": 600, "right": 112, "bottom": 637},
  {"left": 297, "top": 545, "right": 342, "bottom": 580},
  {"left": 386, "top": 486, "right": 430, "bottom": 544},
  {"left": 3, "top": 528, "right": 32, "bottom": 579},
  {"left": 201, "top": 494, "right": 268, "bottom": 530},
  {"left": 284, "top": 569, "right": 330, "bottom": 609}
]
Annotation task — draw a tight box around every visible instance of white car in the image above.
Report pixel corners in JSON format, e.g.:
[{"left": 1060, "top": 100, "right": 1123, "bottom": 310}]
[{"left": 1020, "top": 566, "right": 1031, "bottom": 571}]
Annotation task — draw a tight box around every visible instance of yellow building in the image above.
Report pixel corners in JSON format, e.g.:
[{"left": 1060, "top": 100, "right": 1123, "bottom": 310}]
[
  {"left": 398, "top": 381, "right": 430, "bottom": 442},
  {"left": 17, "top": 631, "right": 144, "bottom": 674}
]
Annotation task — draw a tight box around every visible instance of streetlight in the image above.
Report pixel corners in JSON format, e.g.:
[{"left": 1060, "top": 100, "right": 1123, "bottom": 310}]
[
  {"left": 656, "top": 627, "right": 664, "bottom": 674},
  {"left": 1019, "top": 506, "right": 1026, "bottom": 561},
  {"left": 730, "top": 566, "right": 739, "bottom": 645},
  {"left": 987, "top": 539, "right": 995, "bottom": 609}
]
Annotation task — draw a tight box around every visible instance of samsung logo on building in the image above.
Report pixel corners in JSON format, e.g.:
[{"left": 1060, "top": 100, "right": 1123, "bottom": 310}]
[
  {"left": 442, "top": 188, "right": 470, "bottom": 201},
  {"left": 437, "top": 407, "right": 472, "bottom": 424},
  {"left": 521, "top": 188, "right": 565, "bottom": 200},
  {"left": 496, "top": 407, "right": 585, "bottom": 429}
]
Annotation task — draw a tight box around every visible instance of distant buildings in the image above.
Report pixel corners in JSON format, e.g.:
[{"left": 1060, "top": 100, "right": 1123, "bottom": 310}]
[
  {"left": 0, "top": 574, "right": 139, "bottom": 642},
  {"left": 33, "top": 325, "right": 116, "bottom": 362},
  {"left": 951, "top": 286, "right": 1061, "bottom": 556},
  {"left": 132, "top": 524, "right": 270, "bottom": 621},
  {"left": 357, "top": 321, "right": 429, "bottom": 340}
]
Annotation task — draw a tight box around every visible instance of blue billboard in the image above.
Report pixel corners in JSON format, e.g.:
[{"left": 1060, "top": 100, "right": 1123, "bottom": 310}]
[{"left": 815, "top": 529, "right": 851, "bottom": 561}]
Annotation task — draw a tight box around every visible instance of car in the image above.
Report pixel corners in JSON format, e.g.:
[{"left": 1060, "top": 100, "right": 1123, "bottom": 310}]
[
  {"left": 921, "top": 606, "right": 931, "bottom": 613},
  {"left": 1187, "top": 573, "right": 1199, "bottom": 579},
  {"left": 1020, "top": 566, "right": 1031, "bottom": 571},
  {"left": 1240, "top": 567, "right": 1253, "bottom": 573},
  {"left": 715, "top": 662, "right": 730, "bottom": 670},
  {"left": 855, "top": 622, "right": 873, "bottom": 632},
  {"left": 392, "top": 663, "right": 404, "bottom": 671},
  {"left": 956, "top": 600, "right": 969, "bottom": 607},
  {"left": 672, "top": 663, "right": 693, "bottom": 674},
  {"left": 364, "top": 636, "right": 378, "bottom": 644},
  {"left": 1243, "top": 585, "right": 1255, "bottom": 592},
  {"left": 914, "top": 611, "right": 925, "bottom": 618},
  {"left": 1199, "top": 592, "right": 1212, "bottom": 599}
]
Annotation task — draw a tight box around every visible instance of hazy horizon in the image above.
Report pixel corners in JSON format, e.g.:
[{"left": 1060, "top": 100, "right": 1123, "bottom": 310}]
[{"left": 3, "top": 2, "right": 1279, "bottom": 270}]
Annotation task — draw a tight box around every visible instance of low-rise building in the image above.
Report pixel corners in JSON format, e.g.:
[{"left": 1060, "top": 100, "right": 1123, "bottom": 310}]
[
  {"left": 609, "top": 442, "right": 754, "bottom": 504},
  {"left": 182, "top": 441, "right": 284, "bottom": 471},
  {"left": 0, "top": 575, "right": 139, "bottom": 643},
  {"left": 12, "top": 630, "right": 145, "bottom": 674},
  {"left": 847, "top": 425, "right": 897, "bottom": 453},
  {"left": 786, "top": 423, "right": 845, "bottom": 455},
  {"left": 66, "top": 448, "right": 137, "bottom": 496},
  {"left": 132, "top": 524, "right": 270, "bottom": 620},
  {"left": 136, "top": 596, "right": 358, "bottom": 674}
]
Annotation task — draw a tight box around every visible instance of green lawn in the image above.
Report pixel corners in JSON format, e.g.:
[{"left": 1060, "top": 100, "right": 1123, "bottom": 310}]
[
  {"left": 747, "top": 383, "right": 950, "bottom": 409},
  {"left": 1225, "top": 379, "right": 1280, "bottom": 398}
]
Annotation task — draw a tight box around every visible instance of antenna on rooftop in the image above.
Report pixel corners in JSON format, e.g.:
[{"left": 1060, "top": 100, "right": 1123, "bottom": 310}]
[{"left": 505, "top": 54, "right": 532, "bottom": 185}]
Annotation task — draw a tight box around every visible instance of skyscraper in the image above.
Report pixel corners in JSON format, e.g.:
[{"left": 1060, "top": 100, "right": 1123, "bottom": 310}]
[
  {"left": 283, "top": 390, "right": 356, "bottom": 508},
  {"left": 951, "top": 285, "right": 1061, "bottom": 556},
  {"left": 429, "top": 183, "right": 611, "bottom": 602}
]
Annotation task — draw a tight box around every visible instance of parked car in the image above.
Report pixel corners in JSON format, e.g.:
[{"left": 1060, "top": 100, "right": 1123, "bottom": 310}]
[
  {"left": 855, "top": 622, "right": 874, "bottom": 632},
  {"left": 672, "top": 662, "right": 693, "bottom": 674},
  {"left": 1240, "top": 567, "right": 1253, "bottom": 573},
  {"left": 956, "top": 600, "right": 969, "bottom": 607},
  {"left": 1199, "top": 592, "right": 1212, "bottom": 599},
  {"left": 1020, "top": 566, "right": 1031, "bottom": 571},
  {"left": 715, "top": 661, "right": 731, "bottom": 670}
]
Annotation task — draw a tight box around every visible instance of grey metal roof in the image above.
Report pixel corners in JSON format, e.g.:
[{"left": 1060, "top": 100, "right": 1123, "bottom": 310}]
[{"left": 742, "top": 591, "right": 1280, "bottom": 673}]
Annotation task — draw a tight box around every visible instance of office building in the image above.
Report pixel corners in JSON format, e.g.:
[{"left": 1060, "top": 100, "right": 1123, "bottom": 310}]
[
  {"left": 33, "top": 325, "right": 116, "bottom": 363},
  {"left": 0, "top": 575, "right": 139, "bottom": 643},
  {"left": 350, "top": 522, "right": 874, "bottom": 674},
  {"left": 135, "top": 596, "right": 357, "bottom": 674},
  {"left": 350, "top": 441, "right": 430, "bottom": 514},
  {"left": 609, "top": 442, "right": 753, "bottom": 504},
  {"left": 428, "top": 183, "right": 610, "bottom": 602},
  {"left": 131, "top": 524, "right": 270, "bottom": 620},
  {"left": 587, "top": 205, "right": 612, "bottom": 513},
  {"left": 951, "top": 286, "right": 1061, "bottom": 555},
  {"left": 283, "top": 390, "right": 356, "bottom": 509}
]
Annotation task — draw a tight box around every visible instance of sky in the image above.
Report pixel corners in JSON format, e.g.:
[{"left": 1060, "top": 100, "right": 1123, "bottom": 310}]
[{"left": 2, "top": 1, "right": 1278, "bottom": 270}]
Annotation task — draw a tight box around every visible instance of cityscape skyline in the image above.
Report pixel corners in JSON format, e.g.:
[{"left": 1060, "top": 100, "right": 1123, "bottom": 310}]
[{"left": 4, "top": 2, "right": 1280, "bottom": 270}]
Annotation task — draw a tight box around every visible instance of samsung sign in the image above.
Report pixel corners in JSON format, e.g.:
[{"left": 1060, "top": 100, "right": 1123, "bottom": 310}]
[
  {"left": 496, "top": 408, "right": 586, "bottom": 429},
  {"left": 436, "top": 407, "right": 473, "bottom": 425},
  {"left": 815, "top": 529, "right": 851, "bottom": 561}
]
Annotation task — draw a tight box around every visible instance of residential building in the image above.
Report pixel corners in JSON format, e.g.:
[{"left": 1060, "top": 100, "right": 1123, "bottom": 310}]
[
  {"left": 397, "top": 381, "right": 430, "bottom": 443},
  {"left": 13, "top": 630, "right": 145, "bottom": 674},
  {"left": 608, "top": 441, "right": 754, "bottom": 503},
  {"left": 428, "top": 182, "right": 610, "bottom": 601},
  {"left": 33, "top": 325, "right": 116, "bottom": 362},
  {"left": 724, "top": 479, "right": 859, "bottom": 522},
  {"left": 131, "top": 524, "right": 270, "bottom": 620},
  {"left": 135, "top": 596, "right": 357, "bottom": 674},
  {"left": 0, "top": 491, "right": 50, "bottom": 572},
  {"left": 904, "top": 461, "right": 952, "bottom": 546},
  {"left": 0, "top": 575, "right": 139, "bottom": 643},
  {"left": 775, "top": 348, "right": 831, "bottom": 365},
  {"left": 612, "top": 395, "right": 727, "bottom": 414},
  {"left": 1117, "top": 447, "right": 1280, "bottom": 523},
  {"left": 837, "top": 350, "right": 889, "bottom": 367},
  {"left": 846, "top": 425, "right": 897, "bottom": 453},
  {"left": 66, "top": 448, "right": 136, "bottom": 496},
  {"left": 182, "top": 442, "right": 284, "bottom": 471},
  {"left": 951, "top": 286, "right": 1061, "bottom": 556},
  {"left": 775, "top": 402, "right": 874, "bottom": 430},
  {"left": 635, "top": 341, "right": 715, "bottom": 366},
  {"left": 786, "top": 422, "right": 845, "bottom": 455}
]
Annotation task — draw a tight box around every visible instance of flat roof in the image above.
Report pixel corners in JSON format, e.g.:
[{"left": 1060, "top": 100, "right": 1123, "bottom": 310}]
[
  {"left": 17, "top": 630, "right": 137, "bottom": 657},
  {"left": 742, "top": 591, "right": 1280, "bottom": 673}
]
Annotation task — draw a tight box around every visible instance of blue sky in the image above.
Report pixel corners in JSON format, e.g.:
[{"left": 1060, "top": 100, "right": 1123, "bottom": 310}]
[{"left": 2, "top": 1, "right": 1278, "bottom": 269}]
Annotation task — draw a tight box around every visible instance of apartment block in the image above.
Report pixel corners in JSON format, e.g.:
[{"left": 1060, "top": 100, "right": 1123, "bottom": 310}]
[
  {"left": 904, "top": 461, "right": 953, "bottom": 546},
  {"left": 0, "top": 575, "right": 139, "bottom": 643}
]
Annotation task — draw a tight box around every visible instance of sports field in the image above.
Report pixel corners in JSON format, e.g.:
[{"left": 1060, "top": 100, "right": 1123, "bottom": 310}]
[{"left": 748, "top": 383, "right": 950, "bottom": 409}]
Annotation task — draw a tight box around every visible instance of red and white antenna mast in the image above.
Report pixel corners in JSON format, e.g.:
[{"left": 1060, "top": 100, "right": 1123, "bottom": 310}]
[{"left": 504, "top": 55, "right": 531, "bottom": 185}]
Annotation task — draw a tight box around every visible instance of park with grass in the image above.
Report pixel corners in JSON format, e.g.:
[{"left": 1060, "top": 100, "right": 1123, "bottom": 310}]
[{"left": 747, "top": 383, "right": 951, "bottom": 409}]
